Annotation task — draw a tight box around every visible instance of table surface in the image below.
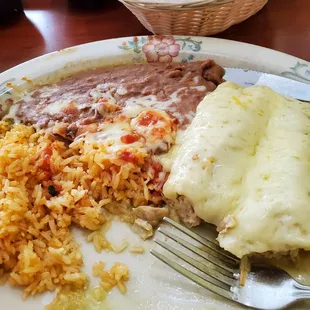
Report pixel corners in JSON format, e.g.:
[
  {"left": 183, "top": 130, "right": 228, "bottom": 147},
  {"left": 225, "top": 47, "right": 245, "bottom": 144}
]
[{"left": 1, "top": 0, "right": 309, "bottom": 73}]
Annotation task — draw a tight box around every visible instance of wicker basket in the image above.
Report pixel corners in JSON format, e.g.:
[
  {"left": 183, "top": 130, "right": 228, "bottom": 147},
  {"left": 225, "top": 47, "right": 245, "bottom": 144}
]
[{"left": 119, "top": 0, "right": 268, "bottom": 36}]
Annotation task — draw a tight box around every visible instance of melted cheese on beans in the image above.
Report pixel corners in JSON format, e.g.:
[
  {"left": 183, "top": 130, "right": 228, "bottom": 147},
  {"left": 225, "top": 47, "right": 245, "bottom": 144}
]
[
  {"left": 41, "top": 99, "right": 74, "bottom": 114},
  {"left": 84, "top": 109, "right": 177, "bottom": 156},
  {"left": 85, "top": 122, "right": 144, "bottom": 153},
  {"left": 164, "top": 82, "right": 310, "bottom": 257},
  {"left": 131, "top": 110, "right": 177, "bottom": 153}
]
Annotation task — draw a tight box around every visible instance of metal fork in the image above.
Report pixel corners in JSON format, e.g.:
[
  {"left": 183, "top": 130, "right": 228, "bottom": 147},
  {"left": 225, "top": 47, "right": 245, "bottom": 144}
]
[{"left": 151, "top": 217, "right": 310, "bottom": 310}]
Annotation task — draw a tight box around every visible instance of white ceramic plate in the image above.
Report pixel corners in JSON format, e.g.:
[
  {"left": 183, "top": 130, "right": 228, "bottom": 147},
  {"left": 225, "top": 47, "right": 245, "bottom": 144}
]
[{"left": 1, "top": 36, "right": 310, "bottom": 310}]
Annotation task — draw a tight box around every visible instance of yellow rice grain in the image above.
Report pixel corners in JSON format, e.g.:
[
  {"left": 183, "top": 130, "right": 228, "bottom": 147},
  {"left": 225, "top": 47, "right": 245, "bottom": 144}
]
[
  {"left": 129, "top": 245, "right": 145, "bottom": 254},
  {"left": 92, "top": 261, "right": 105, "bottom": 277}
]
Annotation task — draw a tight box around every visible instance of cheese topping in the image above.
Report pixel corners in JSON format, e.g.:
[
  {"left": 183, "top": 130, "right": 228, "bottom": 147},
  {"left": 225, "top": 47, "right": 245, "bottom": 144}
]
[
  {"left": 36, "top": 85, "right": 60, "bottom": 98},
  {"left": 218, "top": 95, "right": 310, "bottom": 257},
  {"left": 163, "top": 82, "right": 310, "bottom": 257},
  {"left": 89, "top": 83, "right": 118, "bottom": 102},
  {"left": 85, "top": 122, "right": 144, "bottom": 154},
  {"left": 41, "top": 99, "right": 74, "bottom": 115},
  {"left": 84, "top": 109, "right": 177, "bottom": 155},
  {"left": 164, "top": 82, "right": 276, "bottom": 225},
  {"left": 131, "top": 110, "right": 177, "bottom": 153}
]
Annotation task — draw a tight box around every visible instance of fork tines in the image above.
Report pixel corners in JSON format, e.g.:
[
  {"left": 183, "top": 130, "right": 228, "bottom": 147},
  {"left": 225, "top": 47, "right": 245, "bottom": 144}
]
[{"left": 151, "top": 217, "right": 240, "bottom": 300}]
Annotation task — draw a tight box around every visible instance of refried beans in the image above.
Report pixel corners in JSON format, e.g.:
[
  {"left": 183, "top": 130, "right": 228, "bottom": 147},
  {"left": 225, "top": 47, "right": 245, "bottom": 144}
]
[{"left": 10, "top": 59, "right": 225, "bottom": 140}]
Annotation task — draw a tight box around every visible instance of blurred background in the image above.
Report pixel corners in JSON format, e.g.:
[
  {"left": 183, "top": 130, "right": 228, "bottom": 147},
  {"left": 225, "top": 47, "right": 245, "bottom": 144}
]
[{"left": 0, "top": 0, "right": 309, "bottom": 72}]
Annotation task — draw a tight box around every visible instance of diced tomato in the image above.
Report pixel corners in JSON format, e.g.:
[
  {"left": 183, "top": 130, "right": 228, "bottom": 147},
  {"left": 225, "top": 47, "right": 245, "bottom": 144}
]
[
  {"left": 119, "top": 151, "right": 136, "bottom": 163},
  {"left": 138, "top": 111, "right": 161, "bottom": 126},
  {"left": 152, "top": 127, "right": 166, "bottom": 137},
  {"left": 149, "top": 161, "right": 167, "bottom": 190},
  {"left": 120, "top": 134, "right": 140, "bottom": 144},
  {"left": 104, "top": 118, "right": 115, "bottom": 124},
  {"left": 61, "top": 101, "right": 78, "bottom": 115},
  {"left": 151, "top": 161, "right": 163, "bottom": 176},
  {"left": 41, "top": 146, "right": 53, "bottom": 171},
  {"left": 119, "top": 115, "right": 128, "bottom": 122},
  {"left": 62, "top": 106, "right": 78, "bottom": 115},
  {"left": 43, "top": 170, "right": 52, "bottom": 180}
]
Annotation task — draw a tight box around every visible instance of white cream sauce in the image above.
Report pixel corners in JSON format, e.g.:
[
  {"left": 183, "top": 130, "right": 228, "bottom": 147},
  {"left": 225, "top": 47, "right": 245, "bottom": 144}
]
[
  {"left": 156, "top": 129, "right": 186, "bottom": 172},
  {"left": 164, "top": 81, "right": 310, "bottom": 258}
]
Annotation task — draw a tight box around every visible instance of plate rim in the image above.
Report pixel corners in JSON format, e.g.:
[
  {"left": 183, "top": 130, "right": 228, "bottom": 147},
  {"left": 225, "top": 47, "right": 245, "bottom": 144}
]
[{"left": 1, "top": 35, "right": 309, "bottom": 79}]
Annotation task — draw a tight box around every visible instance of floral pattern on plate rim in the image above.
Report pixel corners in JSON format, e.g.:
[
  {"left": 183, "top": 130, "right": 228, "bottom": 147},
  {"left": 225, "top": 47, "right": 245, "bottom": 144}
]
[
  {"left": 281, "top": 61, "right": 310, "bottom": 83},
  {"left": 119, "top": 35, "right": 202, "bottom": 64}
]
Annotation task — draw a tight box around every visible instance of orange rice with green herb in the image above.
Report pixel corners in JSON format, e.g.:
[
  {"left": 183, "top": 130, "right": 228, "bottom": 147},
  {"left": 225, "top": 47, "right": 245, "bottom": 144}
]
[{"left": 0, "top": 121, "right": 164, "bottom": 297}]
